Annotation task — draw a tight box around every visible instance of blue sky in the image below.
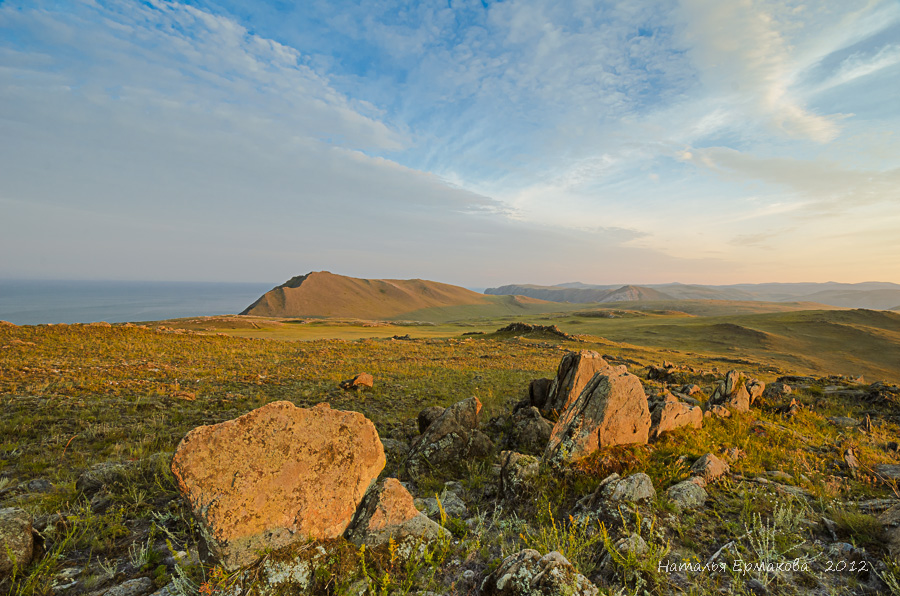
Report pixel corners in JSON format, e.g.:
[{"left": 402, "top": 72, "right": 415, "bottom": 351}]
[{"left": 1, "top": 0, "right": 899, "bottom": 286}]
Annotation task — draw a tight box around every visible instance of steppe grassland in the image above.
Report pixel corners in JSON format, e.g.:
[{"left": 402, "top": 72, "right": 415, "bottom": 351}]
[{"left": 1, "top": 312, "right": 900, "bottom": 595}]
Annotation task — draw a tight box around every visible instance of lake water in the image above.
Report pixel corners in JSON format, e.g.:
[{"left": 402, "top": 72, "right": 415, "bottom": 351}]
[{"left": 0, "top": 280, "right": 276, "bottom": 325}]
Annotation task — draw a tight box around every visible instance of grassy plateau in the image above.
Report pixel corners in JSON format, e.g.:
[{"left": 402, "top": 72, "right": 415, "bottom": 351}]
[{"left": 1, "top": 302, "right": 899, "bottom": 595}]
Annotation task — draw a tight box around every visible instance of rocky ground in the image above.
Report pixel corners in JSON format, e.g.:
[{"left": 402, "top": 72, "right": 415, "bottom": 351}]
[{"left": 2, "top": 322, "right": 900, "bottom": 596}]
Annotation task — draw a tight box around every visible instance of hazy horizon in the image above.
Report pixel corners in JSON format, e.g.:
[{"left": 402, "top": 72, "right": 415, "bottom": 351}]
[{"left": 2, "top": 1, "right": 899, "bottom": 286}]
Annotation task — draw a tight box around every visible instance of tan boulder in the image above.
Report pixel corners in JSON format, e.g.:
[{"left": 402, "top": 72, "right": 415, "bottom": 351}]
[
  {"left": 171, "top": 401, "right": 385, "bottom": 570},
  {"left": 543, "top": 371, "right": 650, "bottom": 465},
  {"left": 650, "top": 398, "right": 702, "bottom": 439},
  {"left": 345, "top": 478, "right": 448, "bottom": 548},
  {"left": 340, "top": 373, "right": 374, "bottom": 390},
  {"left": 690, "top": 453, "right": 730, "bottom": 482},
  {"left": 545, "top": 350, "right": 626, "bottom": 414}
]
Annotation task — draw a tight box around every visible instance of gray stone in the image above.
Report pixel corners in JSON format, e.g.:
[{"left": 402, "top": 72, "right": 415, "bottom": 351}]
[
  {"left": 417, "top": 406, "right": 445, "bottom": 434},
  {"left": 508, "top": 407, "right": 553, "bottom": 456},
  {"left": 405, "top": 397, "right": 493, "bottom": 478},
  {"left": 102, "top": 578, "right": 154, "bottom": 596},
  {"left": 876, "top": 464, "right": 900, "bottom": 481},
  {"left": 26, "top": 478, "right": 53, "bottom": 493},
  {"left": 603, "top": 473, "right": 656, "bottom": 504},
  {"left": 419, "top": 491, "right": 468, "bottom": 519},
  {"left": 666, "top": 480, "right": 708, "bottom": 512},
  {"left": 498, "top": 451, "right": 540, "bottom": 500},
  {"left": 0, "top": 507, "right": 33, "bottom": 575},
  {"left": 529, "top": 378, "right": 553, "bottom": 411},
  {"left": 480, "top": 549, "right": 598, "bottom": 596}
]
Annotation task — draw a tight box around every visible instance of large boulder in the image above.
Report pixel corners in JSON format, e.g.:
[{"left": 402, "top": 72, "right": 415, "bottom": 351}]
[
  {"left": 544, "top": 371, "right": 650, "bottom": 465},
  {"left": 344, "top": 478, "right": 448, "bottom": 549},
  {"left": 171, "top": 401, "right": 385, "bottom": 570},
  {"left": 480, "top": 549, "right": 598, "bottom": 596},
  {"left": 544, "top": 351, "right": 626, "bottom": 414},
  {"left": 404, "top": 397, "right": 492, "bottom": 478},
  {"left": 0, "top": 507, "right": 33, "bottom": 575},
  {"left": 649, "top": 395, "right": 702, "bottom": 439}
]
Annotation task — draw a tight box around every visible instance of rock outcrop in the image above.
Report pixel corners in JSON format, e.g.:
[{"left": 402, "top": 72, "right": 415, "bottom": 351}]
[
  {"left": 649, "top": 394, "right": 702, "bottom": 439},
  {"left": 544, "top": 370, "right": 650, "bottom": 464},
  {"left": 404, "top": 397, "right": 493, "bottom": 477},
  {"left": 171, "top": 401, "right": 385, "bottom": 570},
  {"left": 707, "top": 370, "right": 764, "bottom": 414},
  {"left": 544, "top": 350, "right": 626, "bottom": 414},
  {"left": 480, "top": 549, "right": 598, "bottom": 596}
]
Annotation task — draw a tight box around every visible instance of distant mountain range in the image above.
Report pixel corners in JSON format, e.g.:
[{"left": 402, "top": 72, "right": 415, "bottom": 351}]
[{"left": 484, "top": 281, "right": 900, "bottom": 310}]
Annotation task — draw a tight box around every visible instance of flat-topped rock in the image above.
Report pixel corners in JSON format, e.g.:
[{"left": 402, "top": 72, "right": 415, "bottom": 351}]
[{"left": 171, "top": 401, "right": 385, "bottom": 570}]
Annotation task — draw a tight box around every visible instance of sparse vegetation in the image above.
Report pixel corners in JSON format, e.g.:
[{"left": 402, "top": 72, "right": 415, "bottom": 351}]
[{"left": 1, "top": 310, "right": 899, "bottom": 595}]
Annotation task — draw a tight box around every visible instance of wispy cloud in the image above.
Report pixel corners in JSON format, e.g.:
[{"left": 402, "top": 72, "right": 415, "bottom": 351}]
[{"left": 1, "top": 0, "right": 899, "bottom": 284}]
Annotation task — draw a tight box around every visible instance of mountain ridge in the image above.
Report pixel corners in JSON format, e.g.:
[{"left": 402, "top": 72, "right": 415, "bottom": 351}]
[{"left": 485, "top": 281, "right": 900, "bottom": 310}]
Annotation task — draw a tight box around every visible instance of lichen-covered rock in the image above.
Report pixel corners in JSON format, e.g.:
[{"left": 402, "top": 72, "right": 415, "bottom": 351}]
[
  {"left": 405, "top": 397, "right": 492, "bottom": 478},
  {"left": 649, "top": 396, "right": 702, "bottom": 439},
  {"left": 603, "top": 473, "right": 656, "bottom": 503},
  {"left": 544, "top": 371, "right": 650, "bottom": 465},
  {"left": 573, "top": 473, "right": 656, "bottom": 518},
  {"left": 666, "top": 480, "right": 708, "bottom": 512},
  {"left": 417, "top": 406, "right": 445, "bottom": 434},
  {"left": 480, "top": 549, "right": 598, "bottom": 596},
  {"left": 345, "top": 478, "right": 448, "bottom": 548},
  {"left": 171, "top": 401, "right": 385, "bottom": 570},
  {"left": 0, "top": 507, "right": 33, "bottom": 575},
  {"left": 545, "top": 350, "right": 626, "bottom": 414},
  {"left": 597, "top": 533, "right": 649, "bottom": 581},
  {"left": 499, "top": 451, "right": 540, "bottom": 499},
  {"left": 101, "top": 577, "right": 154, "bottom": 596},
  {"left": 690, "top": 453, "right": 730, "bottom": 482},
  {"left": 507, "top": 407, "right": 553, "bottom": 455}
]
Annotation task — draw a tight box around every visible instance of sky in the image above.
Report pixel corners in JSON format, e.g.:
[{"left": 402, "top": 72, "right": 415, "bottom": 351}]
[{"left": 1, "top": 0, "right": 899, "bottom": 287}]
